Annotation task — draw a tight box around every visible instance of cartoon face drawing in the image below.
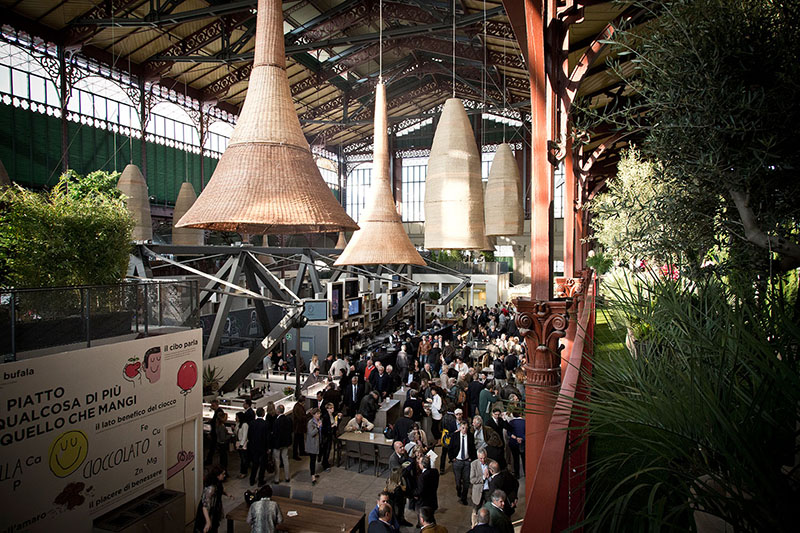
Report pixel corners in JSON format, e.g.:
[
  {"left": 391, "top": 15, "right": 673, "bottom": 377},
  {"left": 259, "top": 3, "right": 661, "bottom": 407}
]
[
  {"left": 49, "top": 430, "right": 89, "bottom": 478},
  {"left": 144, "top": 347, "right": 161, "bottom": 383}
]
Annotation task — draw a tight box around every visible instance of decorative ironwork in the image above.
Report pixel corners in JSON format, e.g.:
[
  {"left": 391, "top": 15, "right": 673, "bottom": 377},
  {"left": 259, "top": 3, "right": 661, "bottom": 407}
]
[{"left": 514, "top": 298, "right": 569, "bottom": 388}]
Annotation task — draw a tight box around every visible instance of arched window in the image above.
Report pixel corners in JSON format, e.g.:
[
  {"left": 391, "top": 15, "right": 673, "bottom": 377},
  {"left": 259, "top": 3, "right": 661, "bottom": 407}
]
[
  {"left": 147, "top": 101, "right": 199, "bottom": 151},
  {"left": 70, "top": 76, "right": 140, "bottom": 132},
  {"left": 205, "top": 120, "right": 234, "bottom": 156},
  {"left": 0, "top": 41, "right": 60, "bottom": 113}
]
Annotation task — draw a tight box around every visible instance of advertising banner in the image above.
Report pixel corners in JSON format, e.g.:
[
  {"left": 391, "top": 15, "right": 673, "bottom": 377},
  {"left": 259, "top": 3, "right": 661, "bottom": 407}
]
[{"left": 0, "top": 329, "right": 203, "bottom": 532}]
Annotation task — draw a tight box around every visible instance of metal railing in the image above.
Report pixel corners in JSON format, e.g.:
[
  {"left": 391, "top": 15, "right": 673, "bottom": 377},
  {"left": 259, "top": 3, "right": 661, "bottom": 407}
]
[
  {"left": 412, "top": 260, "right": 510, "bottom": 275},
  {"left": 523, "top": 274, "right": 596, "bottom": 532},
  {"left": 0, "top": 279, "right": 199, "bottom": 361}
]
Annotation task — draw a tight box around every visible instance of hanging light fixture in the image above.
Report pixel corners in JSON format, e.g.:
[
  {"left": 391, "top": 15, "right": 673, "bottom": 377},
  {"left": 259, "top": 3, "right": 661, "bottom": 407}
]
[
  {"left": 176, "top": 0, "right": 358, "bottom": 235},
  {"left": 172, "top": 182, "right": 204, "bottom": 245},
  {"left": 336, "top": 1, "right": 424, "bottom": 266},
  {"left": 485, "top": 143, "right": 523, "bottom": 236},
  {"left": 423, "top": 0, "right": 486, "bottom": 250},
  {"left": 117, "top": 163, "right": 152, "bottom": 242},
  {"left": 335, "top": 231, "right": 348, "bottom": 249}
]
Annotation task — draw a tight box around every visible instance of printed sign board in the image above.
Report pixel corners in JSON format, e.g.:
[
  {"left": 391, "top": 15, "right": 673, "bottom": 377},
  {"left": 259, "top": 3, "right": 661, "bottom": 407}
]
[{"left": 0, "top": 329, "right": 203, "bottom": 532}]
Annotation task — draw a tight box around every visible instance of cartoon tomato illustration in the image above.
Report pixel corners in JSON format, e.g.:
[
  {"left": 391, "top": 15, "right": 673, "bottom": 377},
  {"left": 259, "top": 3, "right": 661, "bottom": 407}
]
[
  {"left": 177, "top": 360, "right": 197, "bottom": 393},
  {"left": 123, "top": 357, "right": 142, "bottom": 383}
]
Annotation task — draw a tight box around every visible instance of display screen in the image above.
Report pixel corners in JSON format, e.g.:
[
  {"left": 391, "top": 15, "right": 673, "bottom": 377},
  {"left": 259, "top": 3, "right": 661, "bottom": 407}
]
[
  {"left": 303, "top": 300, "right": 328, "bottom": 321},
  {"left": 347, "top": 297, "right": 361, "bottom": 317},
  {"left": 345, "top": 279, "right": 359, "bottom": 299},
  {"left": 370, "top": 311, "right": 381, "bottom": 322},
  {"left": 389, "top": 292, "right": 398, "bottom": 307},
  {"left": 331, "top": 284, "right": 344, "bottom": 320}
]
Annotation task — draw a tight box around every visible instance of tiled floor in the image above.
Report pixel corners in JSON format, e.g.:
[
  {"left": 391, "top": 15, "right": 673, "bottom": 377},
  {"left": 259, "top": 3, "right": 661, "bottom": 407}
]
[{"left": 199, "top": 447, "right": 526, "bottom": 533}]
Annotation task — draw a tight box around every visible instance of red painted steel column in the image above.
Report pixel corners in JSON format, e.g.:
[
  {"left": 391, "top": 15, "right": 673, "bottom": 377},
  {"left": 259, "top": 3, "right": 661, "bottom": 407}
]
[{"left": 527, "top": 0, "right": 552, "bottom": 302}]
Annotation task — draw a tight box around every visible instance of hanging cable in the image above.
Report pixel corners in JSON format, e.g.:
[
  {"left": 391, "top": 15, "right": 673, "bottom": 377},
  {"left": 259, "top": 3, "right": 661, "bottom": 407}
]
[
  {"left": 482, "top": 0, "right": 487, "bottom": 151},
  {"left": 379, "top": 0, "right": 383, "bottom": 81},
  {"left": 184, "top": 76, "right": 189, "bottom": 184},
  {"left": 502, "top": 24, "right": 507, "bottom": 143},
  {"left": 452, "top": 0, "right": 456, "bottom": 97}
]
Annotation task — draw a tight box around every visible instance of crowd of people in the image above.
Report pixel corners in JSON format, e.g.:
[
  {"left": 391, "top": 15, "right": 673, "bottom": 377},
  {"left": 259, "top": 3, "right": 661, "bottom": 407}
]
[{"left": 199, "top": 302, "right": 527, "bottom": 533}]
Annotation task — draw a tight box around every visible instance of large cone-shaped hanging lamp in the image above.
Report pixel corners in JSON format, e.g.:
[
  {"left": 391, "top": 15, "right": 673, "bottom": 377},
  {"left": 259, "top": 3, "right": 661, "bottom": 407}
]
[
  {"left": 117, "top": 163, "right": 153, "bottom": 241},
  {"left": 336, "top": 83, "right": 425, "bottom": 266},
  {"left": 172, "top": 182, "right": 204, "bottom": 246},
  {"left": 424, "top": 98, "right": 486, "bottom": 250},
  {"left": 335, "top": 231, "right": 348, "bottom": 249},
  {"left": 176, "top": 0, "right": 357, "bottom": 235},
  {"left": 485, "top": 143, "right": 523, "bottom": 236}
]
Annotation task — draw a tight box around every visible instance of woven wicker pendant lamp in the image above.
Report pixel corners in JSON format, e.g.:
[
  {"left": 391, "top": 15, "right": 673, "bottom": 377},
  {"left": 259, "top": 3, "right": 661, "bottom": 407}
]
[
  {"left": 172, "top": 182, "right": 204, "bottom": 245},
  {"left": 336, "top": 83, "right": 425, "bottom": 266},
  {"left": 176, "top": 0, "right": 357, "bottom": 235},
  {"left": 484, "top": 143, "right": 523, "bottom": 236},
  {"left": 335, "top": 231, "right": 348, "bottom": 249},
  {"left": 117, "top": 163, "right": 153, "bottom": 241},
  {"left": 424, "top": 98, "right": 486, "bottom": 250}
]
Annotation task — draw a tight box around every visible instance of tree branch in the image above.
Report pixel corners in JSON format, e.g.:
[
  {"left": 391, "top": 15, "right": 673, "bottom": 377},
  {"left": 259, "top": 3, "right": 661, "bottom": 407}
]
[{"left": 729, "top": 189, "right": 800, "bottom": 271}]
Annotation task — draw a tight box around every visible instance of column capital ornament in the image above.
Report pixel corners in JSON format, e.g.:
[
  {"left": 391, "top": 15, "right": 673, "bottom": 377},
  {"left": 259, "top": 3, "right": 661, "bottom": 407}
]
[{"left": 513, "top": 298, "right": 569, "bottom": 389}]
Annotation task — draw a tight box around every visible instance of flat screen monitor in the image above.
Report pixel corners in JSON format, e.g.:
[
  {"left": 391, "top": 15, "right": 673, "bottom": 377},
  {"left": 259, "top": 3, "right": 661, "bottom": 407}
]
[
  {"left": 344, "top": 278, "right": 359, "bottom": 299},
  {"left": 347, "top": 297, "right": 362, "bottom": 317},
  {"left": 303, "top": 300, "right": 328, "bottom": 321},
  {"left": 331, "top": 284, "right": 344, "bottom": 320},
  {"left": 370, "top": 311, "right": 381, "bottom": 323},
  {"left": 389, "top": 292, "right": 398, "bottom": 307}
]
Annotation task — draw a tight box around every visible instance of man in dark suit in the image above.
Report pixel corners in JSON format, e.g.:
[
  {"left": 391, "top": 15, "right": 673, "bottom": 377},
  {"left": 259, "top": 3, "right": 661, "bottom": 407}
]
[
  {"left": 403, "top": 390, "right": 425, "bottom": 422},
  {"left": 388, "top": 441, "right": 409, "bottom": 471},
  {"left": 271, "top": 404, "right": 293, "bottom": 483},
  {"left": 369, "top": 362, "right": 391, "bottom": 398},
  {"left": 242, "top": 398, "right": 256, "bottom": 424},
  {"left": 467, "top": 508, "right": 498, "bottom": 533},
  {"left": 487, "top": 461, "right": 518, "bottom": 518},
  {"left": 359, "top": 390, "right": 381, "bottom": 422},
  {"left": 392, "top": 407, "right": 415, "bottom": 444},
  {"left": 467, "top": 377, "right": 485, "bottom": 419},
  {"left": 448, "top": 420, "right": 477, "bottom": 505},
  {"left": 414, "top": 456, "right": 440, "bottom": 519},
  {"left": 343, "top": 374, "right": 365, "bottom": 416},
  {"left": 485, "top": 408, "right": 512, "bottom": 469},
  {"left": 248, "top": 407, "right": 269, "bottom": 486},
  {"left": 367, "top": 503, "right": 396, "bottom": 533}
]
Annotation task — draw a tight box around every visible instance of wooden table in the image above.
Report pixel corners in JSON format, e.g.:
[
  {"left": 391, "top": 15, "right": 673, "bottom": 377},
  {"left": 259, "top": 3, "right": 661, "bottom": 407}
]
[{"left": 226, "top": 495, "right": 365, "bottom": 533}]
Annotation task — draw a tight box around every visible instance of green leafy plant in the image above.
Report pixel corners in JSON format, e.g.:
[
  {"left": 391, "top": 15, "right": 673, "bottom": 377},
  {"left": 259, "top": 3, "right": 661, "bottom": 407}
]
[
  {"left": 586, "top": 251, "right": 614, "bottom": 275},
  {"left": 0, "top": 170, "right": 133, "bottom": 288},
  {"left": 426, "top": 290, "right": 441, "bottom": 302},
  {"left": 577, "top": 272, "right": 800, "bottom": 531},
  {"left": 203, "top": 366, "right": 225, "bottom": 395},
  {"left": 283, "top": 386, "right": 294, "bottom": 396}
]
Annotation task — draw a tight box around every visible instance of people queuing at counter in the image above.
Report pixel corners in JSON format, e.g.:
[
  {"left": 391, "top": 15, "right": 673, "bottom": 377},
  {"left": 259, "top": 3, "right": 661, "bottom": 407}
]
[{"left": 203, "top": 302, "right": 526, "bottom": 532}]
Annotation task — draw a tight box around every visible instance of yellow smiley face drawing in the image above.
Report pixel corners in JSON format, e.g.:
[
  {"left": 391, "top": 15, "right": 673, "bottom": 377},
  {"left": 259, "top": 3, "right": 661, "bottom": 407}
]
[{"left": 49, "top": 430, "right": 89, "bottom": 478}]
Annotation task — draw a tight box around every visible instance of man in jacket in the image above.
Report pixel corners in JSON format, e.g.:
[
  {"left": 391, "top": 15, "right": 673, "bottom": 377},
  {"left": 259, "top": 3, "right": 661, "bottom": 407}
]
[
  {"left": 271, "top": 404, "right": 292, "bottom": 483},
  {"left": 358, "top": 390, "right": 381, "bottom": 422},
  {"left": 404, "top": 389, "right": 425, "bottom": 422},
  {"left": 487, "top": 461, "right": 518, "bottom": 517},
  {"left": 470, "top": 449, "right": 491, "bottom": 508},
  {"left": 483, "top": 491, "right": 512, "bottom": 533},
  {"left": 368, "top": 492, "right": 401, "bottom": 533},
  {"left": 467, "top": 376, "right": 485, "bottom": 419},
  {"left": 248, "top": 407, "right": 269, "bottom": 486},
  {"left": 392, "top": 407, "right": 415, "bottom": 444},
  {"left": 484, "top": 408, "right": 512, "bottom": 469},
  {"left": 418, "top": 506, "right": 447, "bottom": 533},
  {"left": 343, "top": 374, "right": 366, "bottom": 416},
  {"left": 467, "top": 508, "right": 498, "bottom": 533},
  {"left": 478, "top": 381, "right": 498, "bottom": 423},
  {"left": 448, "top": 420, "right": 477, "bottom": 505},
  {"left": 414, "top": 456, "right": 440, "bottom": 517}
]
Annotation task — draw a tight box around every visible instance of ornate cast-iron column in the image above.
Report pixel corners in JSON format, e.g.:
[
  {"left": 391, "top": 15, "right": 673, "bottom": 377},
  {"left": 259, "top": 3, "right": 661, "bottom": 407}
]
[{"left": 514, "top": 296, "right": 569, "bottom": 510}]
